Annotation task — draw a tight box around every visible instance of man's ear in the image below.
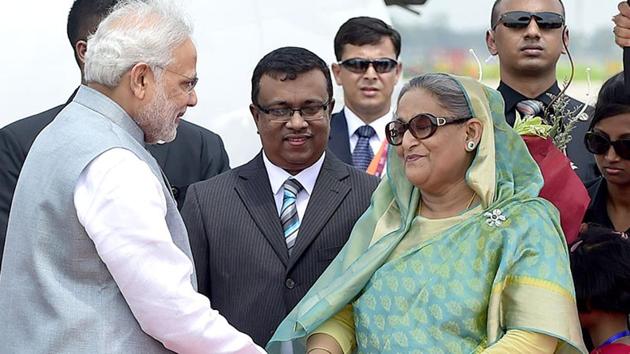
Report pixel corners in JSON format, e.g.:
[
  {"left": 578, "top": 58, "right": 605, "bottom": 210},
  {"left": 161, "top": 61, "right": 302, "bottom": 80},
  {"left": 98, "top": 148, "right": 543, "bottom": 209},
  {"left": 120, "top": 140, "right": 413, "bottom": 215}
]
[
  {"left": 249, "top": 103, "right": 260, "bottom": 125},
  {"left": 561, "top": 26, "right": 570, "bottom": 54},
  {"left": 485, "top": 30, "right": 498, "bottom": 56},
  {"left": 331, "top": 63, "right": 343, "bottom": 86},
  {"left": 129, "top": 63, "right": 151, "bottom": 100},
  {"left": 75, "top": 40, "right": 88, "bottom": 64}
]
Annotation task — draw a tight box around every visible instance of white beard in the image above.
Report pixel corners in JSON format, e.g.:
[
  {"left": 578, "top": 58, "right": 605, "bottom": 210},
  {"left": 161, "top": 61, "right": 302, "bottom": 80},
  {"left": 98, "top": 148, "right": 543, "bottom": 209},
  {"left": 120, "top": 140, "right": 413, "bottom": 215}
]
[{"left": 136, "top": 83, "right": 180, "bottom": 144}]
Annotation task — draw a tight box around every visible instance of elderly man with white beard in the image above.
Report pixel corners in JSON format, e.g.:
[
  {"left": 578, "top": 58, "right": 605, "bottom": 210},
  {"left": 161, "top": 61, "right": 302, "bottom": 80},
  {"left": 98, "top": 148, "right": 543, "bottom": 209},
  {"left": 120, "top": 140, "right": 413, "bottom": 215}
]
[{"left": 0, "top": 1, "right": 264, "bottom": 353}]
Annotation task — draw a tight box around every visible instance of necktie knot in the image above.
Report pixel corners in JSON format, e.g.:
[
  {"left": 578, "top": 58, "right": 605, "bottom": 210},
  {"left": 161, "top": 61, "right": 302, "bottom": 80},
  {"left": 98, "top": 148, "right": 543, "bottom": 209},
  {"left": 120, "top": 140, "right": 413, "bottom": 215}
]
[
  {"left": 283, "top": 178, "right": 303, "bottom": 196},
  {"left": 355, "top": 125, "right": 376, "bottom": 138},
  {"left": 352, "top": 125, "right": 376, "bottom": 171},
  {"left": 516, "top": 99, "right": 545, "bottom": 118}
]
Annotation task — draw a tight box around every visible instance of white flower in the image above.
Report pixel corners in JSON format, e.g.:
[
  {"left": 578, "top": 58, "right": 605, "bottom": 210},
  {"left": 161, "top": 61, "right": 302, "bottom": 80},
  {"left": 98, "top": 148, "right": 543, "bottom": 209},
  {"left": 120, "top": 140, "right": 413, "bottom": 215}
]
[{"left": 484, "top": 209, "right": 507, "bottom": 227}]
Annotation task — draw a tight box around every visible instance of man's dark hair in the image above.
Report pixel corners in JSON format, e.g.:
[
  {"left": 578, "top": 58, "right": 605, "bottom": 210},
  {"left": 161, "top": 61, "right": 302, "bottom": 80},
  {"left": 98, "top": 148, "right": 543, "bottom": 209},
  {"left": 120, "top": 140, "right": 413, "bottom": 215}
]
[
  {"left": 333, "top": 16, "right": 401, "bottom": 61},
  {"left": 490, "top": 0, "right": 565, "bottom": 29},
  {"left": 251, "top": 47, "right": 333, "bottom": 107},
  {"left": 67, "top": 0, "right": 120, "bottom": 65},
  {"left": 591, "top": 71, "right": 630, "bottom": 129},
  {"left": 570, "top": 223, "right": 630, "bottom": 315}
]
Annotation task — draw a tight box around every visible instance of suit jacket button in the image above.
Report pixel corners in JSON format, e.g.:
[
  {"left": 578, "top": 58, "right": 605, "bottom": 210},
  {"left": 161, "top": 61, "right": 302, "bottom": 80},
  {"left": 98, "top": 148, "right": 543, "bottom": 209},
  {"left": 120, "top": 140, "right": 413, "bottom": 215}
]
[{"left": 285, "top": 278, "right": 295, "bottom": 289}]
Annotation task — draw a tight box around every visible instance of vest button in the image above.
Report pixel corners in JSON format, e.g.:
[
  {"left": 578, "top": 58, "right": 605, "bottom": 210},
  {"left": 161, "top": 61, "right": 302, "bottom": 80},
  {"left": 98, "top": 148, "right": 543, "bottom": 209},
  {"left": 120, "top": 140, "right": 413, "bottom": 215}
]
[{"left": 285, "top": 278, "right": 295, "bottom": 289}]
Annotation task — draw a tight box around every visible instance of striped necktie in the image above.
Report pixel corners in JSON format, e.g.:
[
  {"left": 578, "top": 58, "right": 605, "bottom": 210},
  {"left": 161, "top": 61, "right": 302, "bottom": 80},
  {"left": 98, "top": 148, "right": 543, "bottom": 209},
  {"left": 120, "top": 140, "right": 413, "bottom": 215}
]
[
  {"left": 280, "top": 178, "right": 303, "bottom": 255},
  {"left": 516, "top": 99, "right": 545, "bottom": 118},
  {"left": 352, "top": 125, "right": 376, "bottom": 171}
]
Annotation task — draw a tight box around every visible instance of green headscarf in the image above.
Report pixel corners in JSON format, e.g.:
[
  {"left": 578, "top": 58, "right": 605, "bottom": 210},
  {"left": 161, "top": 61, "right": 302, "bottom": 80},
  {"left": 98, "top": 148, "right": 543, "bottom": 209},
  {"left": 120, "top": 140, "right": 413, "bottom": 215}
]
[{"left": 267, "top": 74, "right": 585, "bottom": 353}]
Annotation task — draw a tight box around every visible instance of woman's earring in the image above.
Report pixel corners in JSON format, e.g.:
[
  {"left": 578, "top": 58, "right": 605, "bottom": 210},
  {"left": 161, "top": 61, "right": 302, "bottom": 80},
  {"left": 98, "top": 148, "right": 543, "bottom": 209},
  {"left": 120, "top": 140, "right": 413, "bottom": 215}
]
[{"left": 466, "top": 141, "right": 477, "bottom": 152}]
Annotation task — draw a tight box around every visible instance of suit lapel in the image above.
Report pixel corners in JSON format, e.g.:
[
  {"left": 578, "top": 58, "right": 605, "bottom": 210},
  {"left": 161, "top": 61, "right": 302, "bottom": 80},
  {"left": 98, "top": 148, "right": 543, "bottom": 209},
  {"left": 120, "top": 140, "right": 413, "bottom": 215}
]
[
  {"left": 328, "top": 110, "right": 353, "bottom": 165},
  {"left": 288, "top": 154, "right": 351, "bottom": 270},
  {"left": 235, "top": 153, "right": 289, "bottom": 266}
]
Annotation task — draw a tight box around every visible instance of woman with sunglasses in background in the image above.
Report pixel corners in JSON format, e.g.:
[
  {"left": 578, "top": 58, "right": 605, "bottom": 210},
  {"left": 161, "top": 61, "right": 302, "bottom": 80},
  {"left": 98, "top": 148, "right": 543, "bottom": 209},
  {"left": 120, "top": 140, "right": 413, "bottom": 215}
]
[
  {"left": 570, "top": 223, "right": 630, "bottom": 353},
  {"left": 267, "top": 73, "right": 586, "bottom": 353},
  {"left": 584, "top": 72, "right": 630, "bottom": 233}
]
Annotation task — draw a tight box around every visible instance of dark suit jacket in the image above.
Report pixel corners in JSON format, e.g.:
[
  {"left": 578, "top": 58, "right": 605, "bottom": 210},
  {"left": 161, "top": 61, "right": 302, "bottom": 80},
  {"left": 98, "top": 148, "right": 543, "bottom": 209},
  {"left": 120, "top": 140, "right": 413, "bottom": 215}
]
[
  {"left": 181, "top": 152, "right": 379, "bottom": 346},
  {"left": 328, "top": 110, "right": 353, "bottom": 165},
  {"left": 0, "top": 93, "right": 229, "bottom": 269},
  {"left": 497, "top": 81, "right": 598, "bottom": 183}
]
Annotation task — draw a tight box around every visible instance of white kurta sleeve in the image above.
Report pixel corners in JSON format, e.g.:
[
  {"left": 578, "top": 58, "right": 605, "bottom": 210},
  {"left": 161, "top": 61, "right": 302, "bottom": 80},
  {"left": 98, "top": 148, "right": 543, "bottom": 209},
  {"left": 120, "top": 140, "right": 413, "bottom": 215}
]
[{"left": 74, "top": 148, "right": 265, "bottom": 354}]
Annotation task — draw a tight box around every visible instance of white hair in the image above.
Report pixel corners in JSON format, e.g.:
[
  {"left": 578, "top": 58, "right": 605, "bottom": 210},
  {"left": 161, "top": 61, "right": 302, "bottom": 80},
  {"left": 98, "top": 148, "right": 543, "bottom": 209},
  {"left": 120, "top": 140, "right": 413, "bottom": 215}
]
[{"left": 84, "top": 0, "right": 193, "bottom": 87}]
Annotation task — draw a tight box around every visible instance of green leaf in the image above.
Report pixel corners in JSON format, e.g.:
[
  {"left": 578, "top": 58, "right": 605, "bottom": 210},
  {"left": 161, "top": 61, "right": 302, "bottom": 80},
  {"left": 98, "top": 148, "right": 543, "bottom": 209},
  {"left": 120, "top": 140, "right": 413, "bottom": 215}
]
[{"left": 513, "top": 112, "right": 552, "bottom": 138}]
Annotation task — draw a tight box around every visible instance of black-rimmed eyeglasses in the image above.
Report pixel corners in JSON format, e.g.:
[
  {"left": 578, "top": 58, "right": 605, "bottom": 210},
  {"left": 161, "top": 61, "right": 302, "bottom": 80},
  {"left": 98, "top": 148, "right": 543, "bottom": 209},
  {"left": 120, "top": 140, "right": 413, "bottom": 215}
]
[
  {"left": 255, "top": 100, "right": 331, "bottom": 122},
  {"left": 385, "top": 113, "right": 471, "bottom": 146}
]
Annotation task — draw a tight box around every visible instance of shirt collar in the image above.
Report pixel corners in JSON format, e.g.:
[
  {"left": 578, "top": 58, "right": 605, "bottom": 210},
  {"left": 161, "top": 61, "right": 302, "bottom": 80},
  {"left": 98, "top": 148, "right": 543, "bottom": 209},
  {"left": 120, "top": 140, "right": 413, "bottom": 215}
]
[
  {"left": 497, "top": 81, "right": 561, "bottom": 113},
  {"left": 262, "top": 151, "right": 326, "bottom": 197},
  {"left": 344, "top": 106, "right": 391, "bottom": 142}
]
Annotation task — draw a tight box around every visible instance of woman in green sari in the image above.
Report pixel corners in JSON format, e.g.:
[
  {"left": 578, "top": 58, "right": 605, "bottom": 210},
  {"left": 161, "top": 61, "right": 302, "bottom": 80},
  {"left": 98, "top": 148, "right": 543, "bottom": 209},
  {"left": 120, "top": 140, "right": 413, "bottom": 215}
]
[{"left": 267, "top": 73, "right": 586, "bottom": 353}]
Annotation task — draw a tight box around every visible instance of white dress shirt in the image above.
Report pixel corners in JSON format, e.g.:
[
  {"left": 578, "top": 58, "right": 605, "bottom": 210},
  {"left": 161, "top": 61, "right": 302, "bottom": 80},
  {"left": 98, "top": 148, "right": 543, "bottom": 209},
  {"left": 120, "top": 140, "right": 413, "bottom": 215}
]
[
  {"left": 344, "top": 106, "right": 391, "bottom": 154},
  {"left": 262, "top": 151, "right": 325, "bottom": 222},
  {"left": 74, "top": 148, "right": 264, "bottom": 354},
  {"left": 262, "top": 152, "right": 325, "bottom": 354}
]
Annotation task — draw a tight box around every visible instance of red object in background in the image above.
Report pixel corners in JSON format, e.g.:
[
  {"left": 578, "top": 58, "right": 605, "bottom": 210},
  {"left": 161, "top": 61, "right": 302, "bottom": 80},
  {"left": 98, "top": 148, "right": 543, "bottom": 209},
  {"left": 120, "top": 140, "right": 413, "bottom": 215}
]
[
  {"left": 591, "top": 343, "right": 630, "bottom": 354},
  {"left": 522, "top": 136, "right": 591, "bottom": 244}
]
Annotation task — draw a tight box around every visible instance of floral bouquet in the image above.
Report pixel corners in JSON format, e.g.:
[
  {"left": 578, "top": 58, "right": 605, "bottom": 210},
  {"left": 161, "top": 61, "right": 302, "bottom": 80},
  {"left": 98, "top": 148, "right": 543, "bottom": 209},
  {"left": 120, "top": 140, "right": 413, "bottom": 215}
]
[{"left": 513, "top": 95, "right": 590, "bottom": 244}]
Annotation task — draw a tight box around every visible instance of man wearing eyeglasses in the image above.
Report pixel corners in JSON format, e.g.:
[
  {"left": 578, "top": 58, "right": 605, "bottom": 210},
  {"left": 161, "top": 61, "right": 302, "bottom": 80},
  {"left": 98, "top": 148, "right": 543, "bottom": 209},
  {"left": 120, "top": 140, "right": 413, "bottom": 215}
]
[
  {"left": 0, "top": 0, "right": 230, "bottom": 272},
  {"left": 181, "top": 47, "right": 379, "bottom": 348},
  {"left": 0, "top": 1, "right": 264, "bottom": 353},
  {"left": 485, "top": 0, "right": 597, "bottom": 183},
  {"left": 329, "top": 17, "right": 402, "bottom": 177}
]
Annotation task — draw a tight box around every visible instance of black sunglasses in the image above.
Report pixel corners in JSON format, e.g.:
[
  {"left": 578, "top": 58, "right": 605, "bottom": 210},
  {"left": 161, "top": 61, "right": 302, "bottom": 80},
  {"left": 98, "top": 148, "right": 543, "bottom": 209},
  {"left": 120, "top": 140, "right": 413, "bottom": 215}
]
[
  {"left": 339, "top": 58, "right": 398, "bottom": 74},
  {"left": 584, "top": 131, "right": 630, "bottom": 160},
  {"left": 493, "top": 11, "right": 564, "bottom": 30},
  {"left": 385, "top": 113, "right": 471, "bottom": 146}
]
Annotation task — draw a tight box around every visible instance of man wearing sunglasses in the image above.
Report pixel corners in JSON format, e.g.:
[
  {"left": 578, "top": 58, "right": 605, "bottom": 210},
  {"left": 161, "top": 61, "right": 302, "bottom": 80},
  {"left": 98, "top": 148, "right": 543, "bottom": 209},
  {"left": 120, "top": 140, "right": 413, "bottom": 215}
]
[
  {"left": 486, "top": 0, "right": 597, "bottom": 183},
  {"left": 329, "top": 17, "right": 402, "bottom": 177}
]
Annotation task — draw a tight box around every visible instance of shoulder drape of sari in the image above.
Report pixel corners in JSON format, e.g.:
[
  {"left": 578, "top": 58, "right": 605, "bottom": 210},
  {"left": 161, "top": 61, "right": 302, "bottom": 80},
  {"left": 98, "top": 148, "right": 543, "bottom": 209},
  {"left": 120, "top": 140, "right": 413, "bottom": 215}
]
[{"left": 267, "top": 75, "right": 586, "bottom": 354}]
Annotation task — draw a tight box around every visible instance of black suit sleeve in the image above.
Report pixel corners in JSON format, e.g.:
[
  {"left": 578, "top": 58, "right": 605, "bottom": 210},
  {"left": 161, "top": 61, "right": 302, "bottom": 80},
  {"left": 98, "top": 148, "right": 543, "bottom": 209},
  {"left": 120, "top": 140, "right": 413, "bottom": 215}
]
[
  {"left": 0, "top": 128, "right": 27, "bottom": 264},
  {"left": 181, "top": 183, "right": 211, "bottom": 298}
]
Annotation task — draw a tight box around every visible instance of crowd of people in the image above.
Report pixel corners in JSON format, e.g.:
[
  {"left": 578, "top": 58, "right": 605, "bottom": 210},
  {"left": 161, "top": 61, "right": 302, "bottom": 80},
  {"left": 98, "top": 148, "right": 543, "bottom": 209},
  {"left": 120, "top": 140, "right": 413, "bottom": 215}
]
[{"left": 0, "top": 0, "right": 629, "bottom": 353}]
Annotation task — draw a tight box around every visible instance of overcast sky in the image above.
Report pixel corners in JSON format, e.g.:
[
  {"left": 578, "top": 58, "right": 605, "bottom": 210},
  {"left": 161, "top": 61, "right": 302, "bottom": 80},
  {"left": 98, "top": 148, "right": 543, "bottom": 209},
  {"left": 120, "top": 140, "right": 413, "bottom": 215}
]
[{"left": 390, "top": 0, "right": 621, "bottom": 34}]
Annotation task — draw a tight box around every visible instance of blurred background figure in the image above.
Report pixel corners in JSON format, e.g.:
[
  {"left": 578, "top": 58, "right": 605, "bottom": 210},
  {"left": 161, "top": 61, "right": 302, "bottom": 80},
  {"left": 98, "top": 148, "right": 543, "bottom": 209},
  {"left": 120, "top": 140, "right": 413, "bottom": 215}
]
[
  {"left": 328, "top": 16, "right": 402, "bottom": 177},
  {"left": 570, "top": 223, "right": 630, "bottom": 353}
]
